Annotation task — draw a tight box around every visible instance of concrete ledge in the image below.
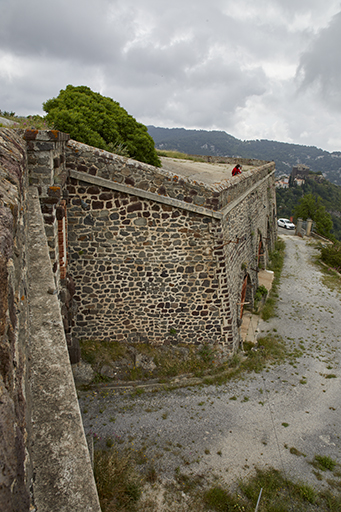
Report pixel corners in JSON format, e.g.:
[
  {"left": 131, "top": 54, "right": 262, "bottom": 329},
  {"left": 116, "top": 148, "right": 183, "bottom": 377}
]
[{"left": 27, "top": 187, "right": 100, "bottom": 512}]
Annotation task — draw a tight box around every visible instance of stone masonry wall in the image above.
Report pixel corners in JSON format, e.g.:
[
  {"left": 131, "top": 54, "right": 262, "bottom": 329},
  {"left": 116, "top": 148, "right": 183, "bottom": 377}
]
[
  {"left": 67, "top": 178, "right": 225, "bottom": 345},
  {"left": 65, "top": 140, "right": 276, "bottom": 350},
  {"left": 220, "top": 175, "right": 277, "bottom": 344},
  {"left": 66, "top": 140, "right": 273, "bottom": 211},
  {"left": 24, "top": 130, "right": 79, "bottom": 362},
  {"left": 0, "top": 128, "right": 101, "bottom": 511},
  {"left": 0, "top": 129, "right": 31, "bottom": 511}
]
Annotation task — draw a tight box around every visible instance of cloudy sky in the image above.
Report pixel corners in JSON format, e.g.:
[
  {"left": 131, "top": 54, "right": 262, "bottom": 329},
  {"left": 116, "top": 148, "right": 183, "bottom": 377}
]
[{"left": 1, "top": 0, "right": 341, "bottom": 152}]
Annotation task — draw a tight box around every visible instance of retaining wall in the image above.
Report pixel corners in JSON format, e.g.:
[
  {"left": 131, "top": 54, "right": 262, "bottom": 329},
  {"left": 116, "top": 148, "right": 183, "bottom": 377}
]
[{"left": 0, "top": 128, "right": 100, "bottom": 512}]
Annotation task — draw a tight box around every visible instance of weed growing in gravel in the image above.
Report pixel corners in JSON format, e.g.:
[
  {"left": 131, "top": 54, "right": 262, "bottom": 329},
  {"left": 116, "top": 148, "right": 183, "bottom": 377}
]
[
  {"left": 313, "top": 455, "right": 337, "bottom": 472},
  {"left": 290, "top": 447, "right": 306, "bottom": 457},
  {"left": 94, "top": 436, "right": 341, "bottom": 512},
  {"left": 313, "top": 255, "right": 341, "bottom": 293},
  {"left": 94, "top": 444, "right": 142, "bottom": 512}
]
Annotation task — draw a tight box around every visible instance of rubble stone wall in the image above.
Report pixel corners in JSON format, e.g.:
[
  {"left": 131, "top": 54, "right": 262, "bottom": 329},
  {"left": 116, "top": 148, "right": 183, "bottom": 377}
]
[
  {"left": 66, "top": 140, "right": 272, "bottom": 211},
  {"left": 66, "top": 140, "right": 276, "bottom": 350},
  {"left": 0, "top": 129, "right": 31, "bottom": 511},
  {"left": 67, "top": 178, "right": 225, "bottom": 345},
  {"left": 0, "top": 128, "right": 100, "bottom": 511}
]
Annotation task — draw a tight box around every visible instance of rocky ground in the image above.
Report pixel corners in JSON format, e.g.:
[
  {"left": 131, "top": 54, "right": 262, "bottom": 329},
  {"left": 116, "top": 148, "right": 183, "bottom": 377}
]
[{"left": 79, "top": 234, "right": 341, "bottom": 494}]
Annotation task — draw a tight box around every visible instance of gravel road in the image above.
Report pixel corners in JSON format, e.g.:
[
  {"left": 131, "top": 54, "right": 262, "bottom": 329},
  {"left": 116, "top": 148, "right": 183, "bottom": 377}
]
[{"left": 79, "top": 234, "right": 341, "bottom": 490}]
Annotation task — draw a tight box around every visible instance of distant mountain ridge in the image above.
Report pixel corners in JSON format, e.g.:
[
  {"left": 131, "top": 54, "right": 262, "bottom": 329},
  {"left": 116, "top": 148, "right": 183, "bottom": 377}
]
[{"left": 147, "top": 126, "right": 341, "bottom": 186}]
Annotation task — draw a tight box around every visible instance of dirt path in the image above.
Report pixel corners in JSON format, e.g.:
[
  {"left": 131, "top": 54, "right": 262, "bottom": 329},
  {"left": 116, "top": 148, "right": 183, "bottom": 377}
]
[{"left": 79, "top": 235, "right": 341, "bottom": 490}]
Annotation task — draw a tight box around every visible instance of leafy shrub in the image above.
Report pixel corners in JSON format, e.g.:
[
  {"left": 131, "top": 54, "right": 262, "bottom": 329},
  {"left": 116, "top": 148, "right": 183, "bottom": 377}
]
[
  {"left": 320, "top": 242, "right": 341, "bottom": 273},
  {"left": 43, "top": 85, "right": 161, "bottom": 167}
]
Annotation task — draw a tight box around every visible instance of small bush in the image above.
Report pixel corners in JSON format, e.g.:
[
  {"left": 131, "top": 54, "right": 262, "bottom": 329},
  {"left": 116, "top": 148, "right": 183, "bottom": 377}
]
[{"left": 320, "top": 242, "right": 341, "bottom": 273}]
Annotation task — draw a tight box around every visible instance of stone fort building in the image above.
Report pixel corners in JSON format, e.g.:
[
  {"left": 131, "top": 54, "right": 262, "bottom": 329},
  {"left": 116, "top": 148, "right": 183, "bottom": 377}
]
[{"left": 0, "top": 127, "right": 276, "bottom": 510}]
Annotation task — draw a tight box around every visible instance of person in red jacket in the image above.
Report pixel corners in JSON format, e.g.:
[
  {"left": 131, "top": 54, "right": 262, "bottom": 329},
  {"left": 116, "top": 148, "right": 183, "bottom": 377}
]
[{"left": 232, "top": 164, "right": 242, "bottom": 176}]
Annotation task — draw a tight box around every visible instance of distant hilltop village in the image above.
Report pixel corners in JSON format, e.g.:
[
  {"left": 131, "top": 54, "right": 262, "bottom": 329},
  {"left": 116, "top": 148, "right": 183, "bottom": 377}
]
[{"left": 275, "top": 164, "right": 325, "bottom": 189}]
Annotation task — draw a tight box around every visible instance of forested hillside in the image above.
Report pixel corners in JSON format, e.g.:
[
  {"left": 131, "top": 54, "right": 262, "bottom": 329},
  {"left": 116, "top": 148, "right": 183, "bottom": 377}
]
[
  {"left": 148, "top": 126, "right": 341, "bottom": 186},
  {"left": 277, "top": 178, "right": 341, "bottom": 241}
]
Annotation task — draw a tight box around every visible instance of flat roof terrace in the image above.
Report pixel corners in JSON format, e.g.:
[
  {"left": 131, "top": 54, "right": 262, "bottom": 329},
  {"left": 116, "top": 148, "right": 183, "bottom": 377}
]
[
  {"left": 66, "top": 139, "right": 275, "bottom": 214},
  {"left": 160, "top": 157, "right": 255, "bottom": 186}
]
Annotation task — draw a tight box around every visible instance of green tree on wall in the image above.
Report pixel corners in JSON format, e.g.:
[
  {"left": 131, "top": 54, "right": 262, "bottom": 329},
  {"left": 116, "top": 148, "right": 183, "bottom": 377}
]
[
  {"left": 294, "top": 193, "right": 333, "bottom": 238},
  {"left": 43, "top": 85, "right": 161, "bottom": 167}
]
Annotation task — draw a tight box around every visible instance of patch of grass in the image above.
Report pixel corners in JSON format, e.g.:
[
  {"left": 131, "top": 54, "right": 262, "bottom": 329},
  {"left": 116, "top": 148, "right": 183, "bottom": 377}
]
[
  {"left": 145, "top": 464, "right": 157, "bottom": 483},
  {"left": 242, "top": 335, "right": 286, "bottom": 374},
  {"left": 131, "top": 388, "right": 145, "bottom": 397},
  {"left": 294, "top": 483, "right": 317, "bottom": 504},
  {"left": 94, "top": 445, "right": 142, "bottom": 512},
  {"left": 313, "top": 455, "right": 337, "bottom": 472},
  {"left": 80, "top": 339, "right": 127, "bottom": 366},
  {"left": 203, "top": 486, "right": 240, "bottom": 511},
  {"left": 314, "top": 255, "right": 341, "bottom": 293},
  {"left": 240, "top": 467, "right": 319, "bottom": 510},
  {"left": 0, "top": 112, "right": 54, "bottom": 130},
  {"left": 312, "top": 470, "right": 323, "bottom": 481},
  {"left": 93, "top": 373, "right": 111, "bottom": 384},
  {"left": 319, "top": 242, "right": 341, "bottom": 273},
  {"left": 175, "top": 472, "right": 205, "bottom": 493}
]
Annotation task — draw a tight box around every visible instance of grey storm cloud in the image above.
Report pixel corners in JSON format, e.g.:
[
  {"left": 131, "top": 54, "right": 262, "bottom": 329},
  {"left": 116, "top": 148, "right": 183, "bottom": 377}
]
[
  {"left": 298, "top": 11, "right": 341, "bottom": 110},
  {"left": 1, "top": 0, "right": 341, "bottom": 151}
]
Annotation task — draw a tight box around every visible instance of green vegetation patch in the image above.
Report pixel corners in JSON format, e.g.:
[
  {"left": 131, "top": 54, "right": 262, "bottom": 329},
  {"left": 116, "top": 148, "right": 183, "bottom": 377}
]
[
  {"left": 94, "top": 438, "right": 341, "bottom": 512},
  {"left": 43, "top": 85, "right": 161, "bottom": 167},
  {"left": 94, "top": 445, "right": 142, "bottom": 512},
  {"left": 320, "top": 242, "right": 341, "bottom": 273},
  {"left": 313, "top": 455, "right": 337, "bottom": 472},
  {"left": 79, "top": 331, "right": 286, "bottom": 390}
]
